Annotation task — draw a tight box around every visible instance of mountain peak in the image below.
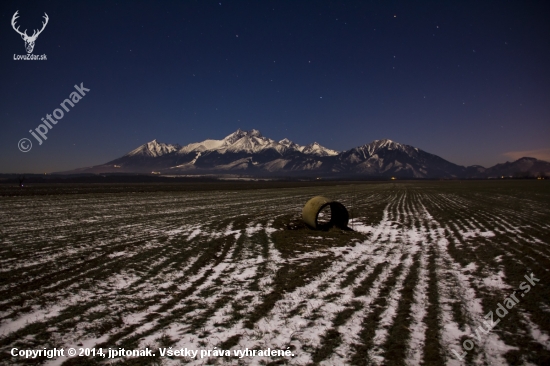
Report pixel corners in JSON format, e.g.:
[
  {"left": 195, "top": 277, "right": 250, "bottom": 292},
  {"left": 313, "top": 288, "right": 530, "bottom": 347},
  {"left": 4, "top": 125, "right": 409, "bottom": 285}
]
[
  {"left": 279, "top": 138, "right": 298, "bottom": 148},
  {"left": 147, "top": 139, "right": 163, "bottom": 147},
  {"left": 364, "top": 139, "right": 408, "bottom": 151},
  {"left": 248, "top": 129, "right": 262, "bottom": 137},
  {"left": 302, "top": 141, "right": 339, "bottom": 156},
  {"left": 223, "top": 129, "right": 263, "bottom": 144},
  {"left": 126, "top": 139, "right": 180, "bottom": 158},
  {"left": 373, "top": 139, "right": 399, "bottom": 146}
]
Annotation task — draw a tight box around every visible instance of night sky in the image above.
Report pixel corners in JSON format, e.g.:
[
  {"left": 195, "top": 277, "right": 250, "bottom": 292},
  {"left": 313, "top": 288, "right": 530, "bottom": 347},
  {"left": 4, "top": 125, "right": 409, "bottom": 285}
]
[{"left": 1, "top": 0, "right": 549, "bottom": 173}]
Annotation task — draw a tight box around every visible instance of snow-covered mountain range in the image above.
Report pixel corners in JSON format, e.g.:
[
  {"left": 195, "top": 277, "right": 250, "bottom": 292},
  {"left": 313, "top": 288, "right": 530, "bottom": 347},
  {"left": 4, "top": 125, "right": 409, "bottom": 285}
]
[
  {"left": 170, "top": 129, "right": 339, "bottom": 157},
  {"left": 59, "top": 129, "right": 550, "bottom": 178}
]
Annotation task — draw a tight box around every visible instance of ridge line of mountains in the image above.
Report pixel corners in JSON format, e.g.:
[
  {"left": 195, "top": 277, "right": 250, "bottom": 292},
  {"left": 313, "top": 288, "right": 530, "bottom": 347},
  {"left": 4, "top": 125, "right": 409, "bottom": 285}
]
[{"left": 58, "top": 129, "right": 550, "bottom": 179}]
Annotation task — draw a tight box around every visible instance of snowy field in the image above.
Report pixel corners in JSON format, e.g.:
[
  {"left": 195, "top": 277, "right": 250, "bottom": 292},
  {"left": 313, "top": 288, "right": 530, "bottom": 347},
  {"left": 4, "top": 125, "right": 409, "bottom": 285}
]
[{"left": 0, "top": 181, "right": 549, "bottom": 365}]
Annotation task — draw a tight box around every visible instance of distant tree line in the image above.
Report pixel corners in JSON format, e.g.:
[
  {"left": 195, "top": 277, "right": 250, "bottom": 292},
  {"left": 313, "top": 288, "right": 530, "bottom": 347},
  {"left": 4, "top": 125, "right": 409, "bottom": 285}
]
[{"left": 509, "top": 171, "right": 548, "bottom": 179}]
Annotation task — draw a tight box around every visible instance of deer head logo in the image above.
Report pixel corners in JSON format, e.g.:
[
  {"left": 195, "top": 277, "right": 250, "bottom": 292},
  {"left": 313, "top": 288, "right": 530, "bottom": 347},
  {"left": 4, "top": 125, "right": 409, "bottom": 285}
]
[{"left": 11, "top": 10, "right": 49, "bottom": 54}]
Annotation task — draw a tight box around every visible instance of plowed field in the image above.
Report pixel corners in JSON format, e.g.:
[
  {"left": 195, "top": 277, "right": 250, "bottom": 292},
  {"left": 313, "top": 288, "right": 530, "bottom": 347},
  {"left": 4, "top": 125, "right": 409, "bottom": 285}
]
[{"left": 1, "top": 181, "right": 549, "bottom": 365}]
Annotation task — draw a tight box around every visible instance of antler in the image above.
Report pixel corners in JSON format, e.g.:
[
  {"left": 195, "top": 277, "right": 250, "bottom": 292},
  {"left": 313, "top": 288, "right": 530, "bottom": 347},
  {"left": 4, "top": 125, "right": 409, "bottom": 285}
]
[
  {"left": 29, "top": 13, "right": 49, "bottom": 40},
  {"left": 11, "top": 11, "right": 49, "bottom": 40},
  {"left": 11, "top": 10, "right": 28, "bottom": 38}
]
